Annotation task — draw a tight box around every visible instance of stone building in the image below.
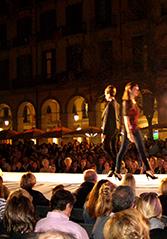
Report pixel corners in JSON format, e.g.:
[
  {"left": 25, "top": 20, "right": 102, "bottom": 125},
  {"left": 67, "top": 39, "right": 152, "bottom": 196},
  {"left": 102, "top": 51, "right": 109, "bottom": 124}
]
[{"left": 0, "top": 0, "right": 166, "bottom": 140}]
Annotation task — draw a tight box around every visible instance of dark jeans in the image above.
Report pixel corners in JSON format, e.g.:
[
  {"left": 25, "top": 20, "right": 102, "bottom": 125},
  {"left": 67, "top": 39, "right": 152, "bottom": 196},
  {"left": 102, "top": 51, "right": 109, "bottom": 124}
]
[
  {"left": 115, "top": 128, "right": 150, "bottom": 173},
  {"left": 102, "top": 133, "right": 118, "bottom": 171}
]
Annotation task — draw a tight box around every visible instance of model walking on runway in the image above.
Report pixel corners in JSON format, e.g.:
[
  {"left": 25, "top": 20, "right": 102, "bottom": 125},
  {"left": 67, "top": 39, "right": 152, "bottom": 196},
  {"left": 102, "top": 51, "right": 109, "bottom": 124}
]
[{"left": 113, "top": 82, "right": 157, "bottom": 181}]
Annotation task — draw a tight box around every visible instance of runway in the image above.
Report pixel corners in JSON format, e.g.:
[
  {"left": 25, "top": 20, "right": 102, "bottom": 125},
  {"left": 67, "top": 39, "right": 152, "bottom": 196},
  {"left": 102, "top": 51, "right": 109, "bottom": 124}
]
[{"left": 2, "top": 172, "right": 167, "bottom": 200}]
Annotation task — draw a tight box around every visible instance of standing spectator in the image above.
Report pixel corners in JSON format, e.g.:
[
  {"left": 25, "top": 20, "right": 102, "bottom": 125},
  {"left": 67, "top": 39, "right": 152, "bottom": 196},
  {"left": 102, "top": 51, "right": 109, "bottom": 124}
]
[
  {"left": 0, "top": 176, "right": 10, "bottom": 220},
  {"left": 35, "top": 189, "right": 89, "bottom": 239}
]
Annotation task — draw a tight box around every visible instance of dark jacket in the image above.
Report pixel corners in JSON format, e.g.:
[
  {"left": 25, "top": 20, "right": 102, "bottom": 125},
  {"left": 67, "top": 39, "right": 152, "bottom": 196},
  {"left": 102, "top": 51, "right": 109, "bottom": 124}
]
[
  {"left": 102, "top": 100, "right": 118, "bottom": 135},
  {"left": 73, "top": 181, "right": 95, "bottom": 208}
]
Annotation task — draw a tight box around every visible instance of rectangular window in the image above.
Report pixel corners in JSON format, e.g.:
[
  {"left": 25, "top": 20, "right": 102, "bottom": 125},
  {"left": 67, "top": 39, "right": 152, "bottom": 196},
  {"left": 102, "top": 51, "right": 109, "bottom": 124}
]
[
  {"left": 66, "top": 45, "right": 83, "bottom": 71},
  {"left": 128, "top": 0, "right": 147, "bottom": 20},
  {"left": 0, "top": 24, "right": 7, "bottom": 49},
  {"left": 40, "top": 10, "right": 57, "bottom": 39},
  {"left": 17, "top": 54, "right": 32, "bottom": 86},
  {"left": 0, "top": 59, "right": 9, "bottom": 89},
  {"left": 95, "top": 0, "right": 112, "bottom": 27},
  {"left": 42, "top": 49, "right": 56, "bottom": 80},
  {"left": 66, "top": 3, "right": 83, "bottom": 34},
  {"left": 17, "top": 17, "right": 32, "bottom": 45},
  {"left": 100, "top": 40, "right": 113, "bottom": 72},
  {"left": 132, "top": 36, "right": 144, "bottom": 71},
  {"left": 161, "top": 3, "right": 167, "bottom": 16}
]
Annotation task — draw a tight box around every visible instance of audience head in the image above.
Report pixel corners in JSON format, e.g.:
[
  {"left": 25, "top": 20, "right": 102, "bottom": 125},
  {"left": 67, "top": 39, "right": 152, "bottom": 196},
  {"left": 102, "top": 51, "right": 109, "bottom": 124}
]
[
  {"left": 159, "top": 177, "right": 167, "bottom": 195},
  {"left": 137, "top": 192, "right": 162, "bottom": 219},
  {"left": 0, "top": 176, "right": 10, "bottom": 199},
  {"left": 95, "top": 181, "right": 116, "bottom": 217},
  {"left": 103, "top": 208, "right": 150, "bottom": 239},
  {"left": 122, "top": 173, "right": 136, "bottom": 194},
  {"left": 37, "top": 231, "right": 76, "bottom": 239},
  {"left": 50, "top": 189, "right": 75, "bottom": 216},
  {"left": 4, "top": 188, "right": 35, "bottom": 233},
  {"left": 111, "top": 185, "right": 135, "bottom": 213},
  {"left": 52, "top": 184, "right": 64, "bottom": 196},
  {"left": 83, "top": 169, "right": 97, "bottom": 183},
  {"left": 20, "top": 172, "right": 36, "bottom": 190}
]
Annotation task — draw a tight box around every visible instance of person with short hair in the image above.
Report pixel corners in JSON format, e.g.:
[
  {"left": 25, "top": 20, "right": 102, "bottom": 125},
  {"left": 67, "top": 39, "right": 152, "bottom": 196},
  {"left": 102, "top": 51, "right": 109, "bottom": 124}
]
[
  {"left": 73, "top": 169, "right": 97, "bottom": 208},
  {"left": 20, "top": 172, "right": 49, "bottom": 207},
  {"left": 103, "top": 208, "right": 150, "bottom": 239},
  {"left": 111, "top": 185, "right": 135, "bottom": 212},
  {"left": 35, "top": 189, "right": 89, "bottom": 239},
  {"left": 101, "top": 84, "right": 120, "bottom": 176}
]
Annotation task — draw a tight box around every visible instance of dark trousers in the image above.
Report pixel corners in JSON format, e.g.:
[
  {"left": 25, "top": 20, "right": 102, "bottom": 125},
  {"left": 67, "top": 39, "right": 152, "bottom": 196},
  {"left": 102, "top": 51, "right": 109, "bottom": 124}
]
[
  {"left": 102, "top": 133, "right": 118, "bottom": 171},
  {"left": 115, "top": 129, "right": 150, "bottom": 173}
]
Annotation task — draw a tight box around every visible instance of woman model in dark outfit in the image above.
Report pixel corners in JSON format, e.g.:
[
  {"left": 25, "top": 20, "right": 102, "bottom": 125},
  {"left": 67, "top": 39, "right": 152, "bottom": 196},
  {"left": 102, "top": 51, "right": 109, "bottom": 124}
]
[{"left": 114, "top": 82, "right": 157, "bottom": 181}]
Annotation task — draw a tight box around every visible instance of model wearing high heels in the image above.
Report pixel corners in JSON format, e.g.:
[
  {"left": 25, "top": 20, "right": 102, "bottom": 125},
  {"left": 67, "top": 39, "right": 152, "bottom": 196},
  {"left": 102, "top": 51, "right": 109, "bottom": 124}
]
[{"left": 113, "top": 82, "right": 157, "bottom": 180}]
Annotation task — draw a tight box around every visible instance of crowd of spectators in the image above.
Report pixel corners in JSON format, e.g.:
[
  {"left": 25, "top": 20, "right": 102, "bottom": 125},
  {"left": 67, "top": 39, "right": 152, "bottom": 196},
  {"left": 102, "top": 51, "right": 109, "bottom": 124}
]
[
  {"left": 0, "top": 138, "right": 167, "bottom": 175},
  {"left": 0, "top": 169, "right": 167, "bottom": 238}
]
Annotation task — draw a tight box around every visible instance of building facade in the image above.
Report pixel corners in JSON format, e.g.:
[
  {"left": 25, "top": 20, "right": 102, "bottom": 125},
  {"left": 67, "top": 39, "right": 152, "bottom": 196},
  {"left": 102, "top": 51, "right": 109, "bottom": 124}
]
[{"left": 0, "top": 0, "right": 166, "bottom": 139}]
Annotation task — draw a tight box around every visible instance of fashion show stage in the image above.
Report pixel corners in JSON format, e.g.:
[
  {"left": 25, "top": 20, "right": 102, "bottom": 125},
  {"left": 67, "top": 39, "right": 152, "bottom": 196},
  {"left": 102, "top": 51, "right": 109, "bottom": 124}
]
[{"left": 2, "top": 172, "right": 166, "bottom": 200}]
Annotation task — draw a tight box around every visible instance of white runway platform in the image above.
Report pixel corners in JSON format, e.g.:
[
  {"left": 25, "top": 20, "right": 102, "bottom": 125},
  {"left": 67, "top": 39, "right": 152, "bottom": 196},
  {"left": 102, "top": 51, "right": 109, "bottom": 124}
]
[{"left": 2, "top": 172, "right": 167, "bottom": 200}]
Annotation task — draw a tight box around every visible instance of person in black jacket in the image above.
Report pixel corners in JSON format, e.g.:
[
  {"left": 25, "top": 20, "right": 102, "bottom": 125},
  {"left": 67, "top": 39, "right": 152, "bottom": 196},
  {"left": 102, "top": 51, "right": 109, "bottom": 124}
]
[
  {"left": 101, "top": 84, "right": 120, "bottom": 176},
  {"left": 20, "top": 172, "right": 49, "bottom": 207},
  {"left": 73, "top": 169, "right": 97, "bottom": 208}
]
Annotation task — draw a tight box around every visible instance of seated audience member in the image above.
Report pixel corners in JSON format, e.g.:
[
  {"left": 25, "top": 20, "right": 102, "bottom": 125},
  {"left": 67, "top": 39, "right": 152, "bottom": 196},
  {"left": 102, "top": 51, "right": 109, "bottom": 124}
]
[
  {"left": 111, "top": 185, "right": 135, "bottom": 213},
  {"left": 52, "top": 184, "right": 64, "bottom": 197},
  {"left": 92, "top": 185, "right": 135, "bottom": 239},
  {"left": 158, "top": 177, "right": 167, "bottom": 216},
  {"left": 40, "top": 159, "right": 51, "bottom": 173},
  {"left": 35, "top": 189, "right": 89, "bottom": 239},
  {"left": 0, "top": 176, "right": 10, "bottom": 220},
  {"left": 3, "top": 188, "right": 36, "bottom": 238},
  {"left": 73, "top": 169, "right": 97, "bottom": 208},
  {"left": 62, "top": 157, "right": 73, "bottom": 173},
  {"left": 20, "top": 172, "right": 49, "bottom": 207},
  {"left": 83, "top": 179, "right": 109, "bottom": 224},
  {"left": 137, "top": 192, "right": 167, "bottom": 239},
  {"left": 92, "top": 181, "right": 116, "bottom": 239},
  {"left": 103, "top": 208, "right": 150, "bottom": 239},
  {"left": 121, "top": 173, "right": 136, "bottom": 196},
  {"left": 37, "top": 231, "right": 76, "bottom": 239}
]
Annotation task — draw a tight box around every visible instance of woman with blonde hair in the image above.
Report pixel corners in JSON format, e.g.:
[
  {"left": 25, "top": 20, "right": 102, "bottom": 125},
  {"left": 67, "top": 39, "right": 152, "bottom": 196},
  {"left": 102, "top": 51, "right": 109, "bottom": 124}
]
[
  {"left": 159, "top": 177, "right": 167, "bottom": 216},
  {"left": 83, "top": 179, "right": 109, "bottom": 224},
  {"left": 103, "top": 208, "right": 150, "bottom": 239},
  {"left": 136, "top": 192, "right": 167, "bottom": 239},
  {"left": 122, "top": 173, "right": 136, "bottom": 195},
  {"left": 92, "top": 181, "right": 116, "bottom": 239}
]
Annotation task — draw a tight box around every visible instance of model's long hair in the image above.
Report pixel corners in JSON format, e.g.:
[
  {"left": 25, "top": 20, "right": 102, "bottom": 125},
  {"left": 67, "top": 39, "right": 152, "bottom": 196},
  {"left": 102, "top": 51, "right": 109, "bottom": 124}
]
[
  {"left": 3, "top": 188, "right": 36, "bottom": 233},
  {"left": 122, "top": 82, "right": 138, "bottom": 101}
]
